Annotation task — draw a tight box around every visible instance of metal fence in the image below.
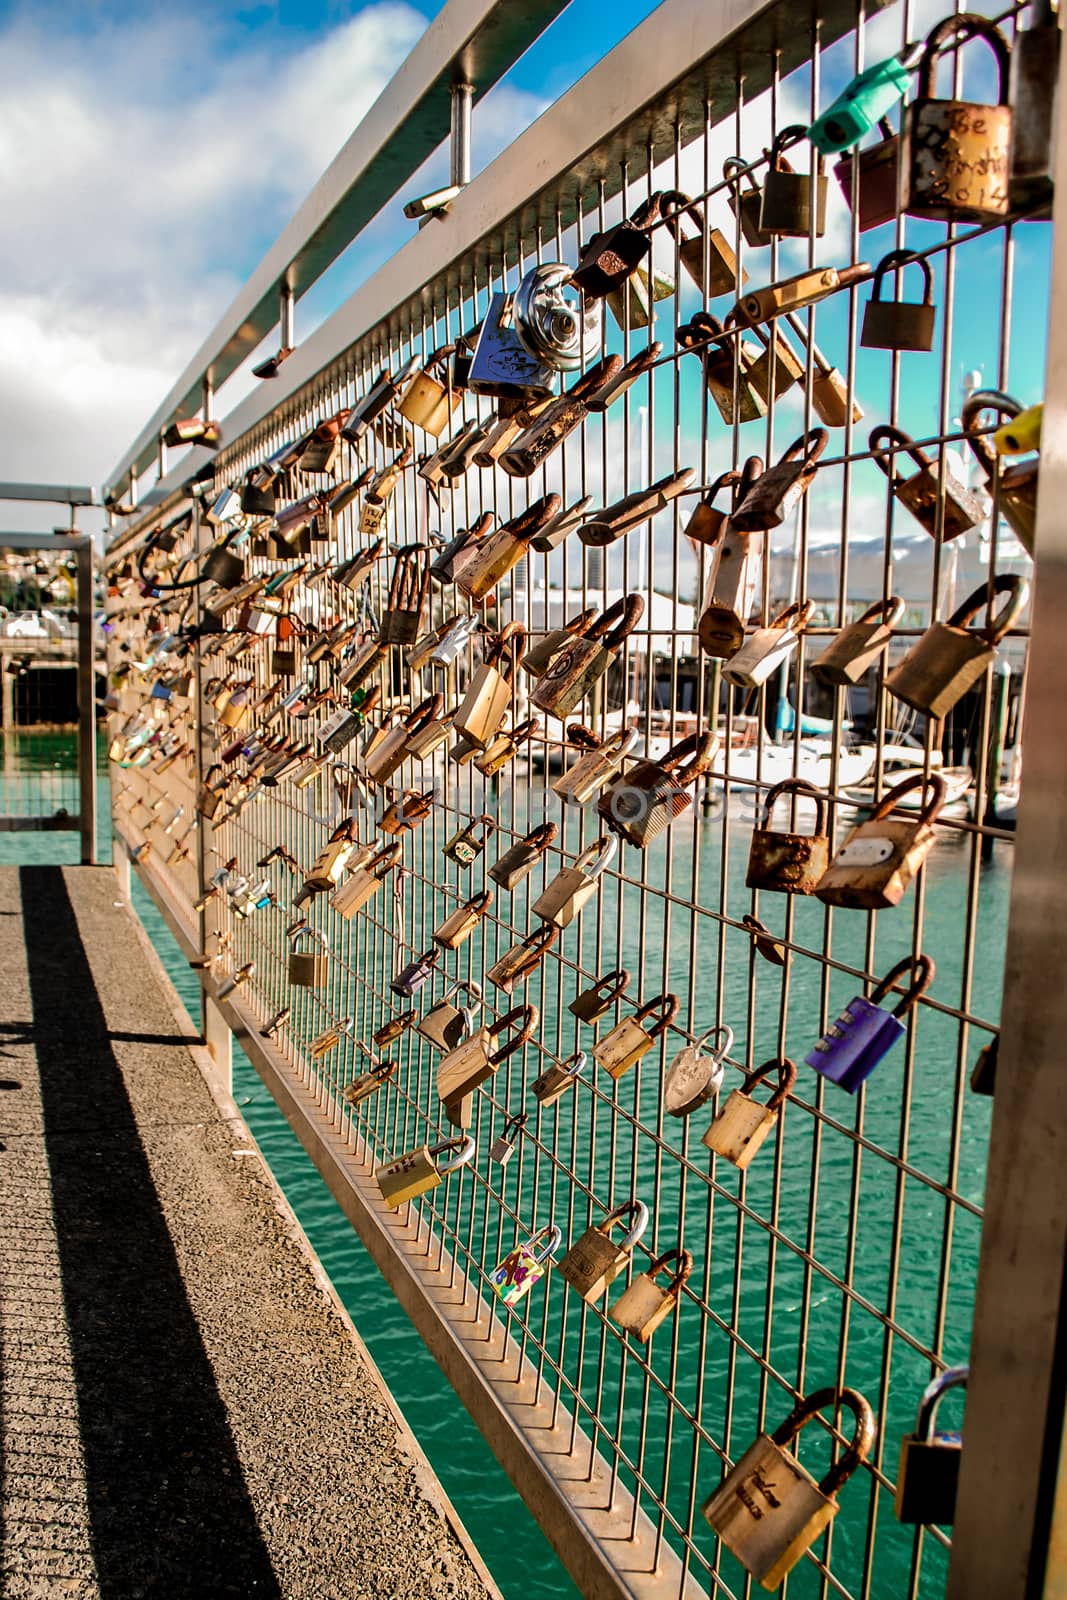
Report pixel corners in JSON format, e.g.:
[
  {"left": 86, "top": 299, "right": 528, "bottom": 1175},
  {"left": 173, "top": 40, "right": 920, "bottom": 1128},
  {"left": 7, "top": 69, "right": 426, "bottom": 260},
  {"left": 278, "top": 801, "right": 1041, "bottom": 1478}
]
[{"left": 103, "top": 0, "right": 1066, "bottom": 1592}]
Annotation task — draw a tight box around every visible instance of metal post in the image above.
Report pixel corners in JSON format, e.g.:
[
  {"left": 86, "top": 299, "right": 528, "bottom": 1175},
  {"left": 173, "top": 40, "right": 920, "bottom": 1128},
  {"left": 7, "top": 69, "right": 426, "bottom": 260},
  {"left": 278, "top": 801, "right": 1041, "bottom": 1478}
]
[
  {"left": 157, "top": 432, "right": 168, "bottom": 481},
  {"left": 280, "top": 282, "right": 295, "bottom": 352},
  {"left": 450, "top": 82, "right": 474, "bottom": 187},
  {"left": 75, "top": 536, "right": 97, "bottom": 865},
  {"left": 202, "top": 373, "right": 214, "bottom": 422},
  {"left": 203, "top": 991, "right": 233, "bottom": 1089}
]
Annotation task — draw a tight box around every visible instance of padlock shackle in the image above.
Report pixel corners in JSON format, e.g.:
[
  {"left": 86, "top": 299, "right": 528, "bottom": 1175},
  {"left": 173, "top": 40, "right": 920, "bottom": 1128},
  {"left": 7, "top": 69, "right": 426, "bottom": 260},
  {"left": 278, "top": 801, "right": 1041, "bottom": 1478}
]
[
  {"left": 527, "top": 1223, "right": 564, "bottom": 1262},
  {"left": 768, "top": 598, "right": 816, "bottom": 635},
  {"left": 572, "top": 834, "right": 619, "bottom": 879},
  {"left": 771, "top": 1386, "right": 877, "bottom": 1493},
  {"left": 759, "top": 777, "right": 829, "bottom": 836},
  {"left": 777, "top": 428, "right": 830, "bottom": 471},
  {"left": 566, "top": 723, "right": 602, "bottom": 751},
  {"left": 645, "top": 1247, "right": 694, "bottom": 1292},
  {"left": 869, "top": 423, "right": 937, "bottom": 480},
  {"left": 403, "top": 693, "right": 446, "bottom": 734},
  {"left": 743, "top": 1056, "right": 798, "bottom": 1109},
  {"left": 869, "top": 248, "right": 935, "bottom": 310},
  {"left": 556, "top": 607, "right": 600, "bottom": 641},
  {"left": 870, "top": 954, "right": 935, "bottom": 1015},
  {"left": 701, "top": 468, "right": 742, "bottom": 513},
  {"left": 501, "top": 493, "right": 564, "bottom": 545},
  {"left": 628, "top": 190, "right": 665, "bottom": 231},
  {"left": 369, "top": 841, "right": 403, "bottom": 877},
  {"left": 916, "top": 1365, "right": 969, "bottom": 1439},
  {"left": 484, "top": 618, "right": 528, "bottom": 673},
  {"left": 854, "top": 596, "right": 907, "bottom": 627},
  {"left": 515, "top": 821, "right": 559, "bottom": 852},
  {"left": 949, "top": 573, "right": 1030, "bottom": 642},
  {"left": 769, "top": 124, "right": 810, "bottom": 168},
  {"left": 659, "top": 729, "right": 718, "bottom": 782},
  {"left": 676, "top": 312, "right": 727, "bottom": 355},
  {"left": 599, "top": 1198, "right": 651, "bottom": 1250},
  {"left": 490, "top": 1003, "right": 539, "bottom": 1063},
  {"left": 559, "top": 1049, "right": 588, "bottom": 1078},
  {"left": 962, "top": 389, "right": 1026, "bottom": 475},
  {"left": 584, "top": 592, "right": 646, "bottom": 649},
  {"left": 867, "top": 772, "right": 947, "bottom": 828},
  {"left": 499, "top": 1109, "right": 530, "bottom": 1144},
  {"left": 289, "top": 926, "right": 328, "bottom": 953},
  {"left": 633, "top": 993, "right": 681, "bottom": 1037},
  {"left": 431, "top": 1134, "right": 477, "bottom": 1172},
  {"left": 658, "top": 189, "right": 706, "bottom": 242},
  {"left": 583, "top": 968, "right": 631, "bottom": 1002},
  {"left": 694, "top": 1022, "right": 735, "bottom": 1061},
  {"left": 722, "top": 156, "right": 761, "bottom": 194},
  {"left": 324, "top": 818, "right": 359, "bottom": 845},
  {"left": 916, "top": 13, "right": 1010, "bottom": 104}
]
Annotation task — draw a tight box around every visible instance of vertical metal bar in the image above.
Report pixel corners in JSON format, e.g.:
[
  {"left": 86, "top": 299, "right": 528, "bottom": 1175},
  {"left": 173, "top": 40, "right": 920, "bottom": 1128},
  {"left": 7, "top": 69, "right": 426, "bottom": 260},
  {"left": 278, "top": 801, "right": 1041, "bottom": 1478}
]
[
  {"left": 76, "top": 536, "right": 97, "bottom": 864},
  {"left": 280, "top": 282, "right": 296, "bottom": 352},
  {"left": 450, "top": 82, "right": 474, "bottom": 188}
]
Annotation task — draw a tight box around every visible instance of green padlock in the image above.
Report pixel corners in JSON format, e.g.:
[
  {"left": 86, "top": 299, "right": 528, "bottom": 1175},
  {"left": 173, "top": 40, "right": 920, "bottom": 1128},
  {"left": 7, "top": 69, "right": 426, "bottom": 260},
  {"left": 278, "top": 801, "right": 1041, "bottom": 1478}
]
[{"left": 808, "top": 46, "right": 919, "bottom": 154}]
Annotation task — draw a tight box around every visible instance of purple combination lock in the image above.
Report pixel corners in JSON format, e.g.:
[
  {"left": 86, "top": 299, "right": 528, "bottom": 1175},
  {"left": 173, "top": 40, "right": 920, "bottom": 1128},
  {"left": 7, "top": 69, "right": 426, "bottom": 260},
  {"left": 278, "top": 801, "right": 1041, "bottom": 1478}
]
[
  {"left": 806, "top": 955, "right": 934, "bottom": 1093},
  {"left": 390, "top": 947, "right": 441, "bottom": 999}
]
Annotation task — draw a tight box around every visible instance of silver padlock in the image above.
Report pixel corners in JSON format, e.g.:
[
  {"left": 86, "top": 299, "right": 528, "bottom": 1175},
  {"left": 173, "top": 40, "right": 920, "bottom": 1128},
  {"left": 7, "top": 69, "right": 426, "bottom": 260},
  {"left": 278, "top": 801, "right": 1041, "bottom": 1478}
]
[{"left": 663, "top": 1024, "right": 733, "bottom": 1117}]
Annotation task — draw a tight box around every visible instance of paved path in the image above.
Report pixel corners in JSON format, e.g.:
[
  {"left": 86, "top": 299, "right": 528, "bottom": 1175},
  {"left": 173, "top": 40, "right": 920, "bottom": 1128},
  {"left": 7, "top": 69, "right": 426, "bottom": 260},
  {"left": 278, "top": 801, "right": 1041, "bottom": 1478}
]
[{"left": 0, "top": 865, "right": 496, "bottom": 1600}]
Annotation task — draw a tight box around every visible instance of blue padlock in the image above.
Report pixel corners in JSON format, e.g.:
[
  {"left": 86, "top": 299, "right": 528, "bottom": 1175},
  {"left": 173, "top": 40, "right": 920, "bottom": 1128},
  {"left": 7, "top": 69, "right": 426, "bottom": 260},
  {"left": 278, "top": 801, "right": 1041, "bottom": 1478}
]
[
  {"left": 808, "top": 46, "right": 921, "bottom": 155},
  {"left": 806, "top": 955, "right": 934, "bottom": 1093}
]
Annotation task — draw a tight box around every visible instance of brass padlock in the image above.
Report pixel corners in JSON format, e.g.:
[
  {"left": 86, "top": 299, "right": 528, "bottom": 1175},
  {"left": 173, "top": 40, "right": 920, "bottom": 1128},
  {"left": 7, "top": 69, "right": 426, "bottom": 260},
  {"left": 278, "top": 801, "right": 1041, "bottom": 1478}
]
[
  {"left": 520, "top": 607, "right": 598, "bottom": 678},
  {"left": 570, "top": 192, "right": 661, "bottom": 298},
  {"left": 570, "top": 969, "right": 632, "bottom": 1024},
  {"left": 532, "top": 835, "right": 617, "bottom": 929},
  {"left": 724, "top": 157, "right": 773, "bottom": 248},
  {"left": 895, "top": 1367, "right": 968, "bottom": 1526},
  {"left": 902, "top": 15, "right": 1012, "bottom": 223},
  {"left": 532, "top": 594, "right": 645, "bottom": 717},
  {"left": 304, "top": 820, "right": 360, "bottom": 892},
  {"left": 731, "top": 431, "right": 828, "bottom": 532},
  {"left": 759, "top": 125, "right": 827, "bottom": 237},
  {"left": 736, "top": 261, "right": 868, "bottom": 325},
  {"left": 288, "top": 926, "right": 328, "bottom": 988},
  {"left": 746, "top": 780, "right": 830, "bottom": 895},
  {"left": 663, "top": 1025, "right": 733, "bottom": 1117},
  {"left": 532, "top": 1048, "right": 587, "bottom": 1106},
  {"left": 801, "top": 324, "right": 864, "bottom": 428},
  {"left": 417, "top": 980, "right": 483, "bottom": 1051},
  {"left": 216, "top": 962, "right": 255, "bottom": 999},
  {"left": 437, "top": 1003, "right": 538, "bottom": 1103},
  {"left": 702, "top": 1057, "right": 797, "bottom": 1169},
  {"left": 379, "top": 543, "right": 431, "bottom": 647},
  {"left": 397, "top": 348, "right": 460, "bottom": 438},
  {"left": 340, "top": 361, "right": 418, "bottom": 444},
  {"left": 834, "top": 117, "right": 900, "bottom": 231},
  {"left": 431, "top": 512, "right": 495, "bottom": 587},
  {"left": 593, "top": 994, "right": 679, "bottom": 1080},
  {"left": 815, "top": 773, "right": 946, "bottom": 910},
  {"left": 443, "top": 813, "right": 496, "bottom": 866},
  {"left": 331, "top": 841, "right": 402, "bottom": 918},
  {"left": 473, "top": 716, "right": 540, "bottom": 779},
  {"left": 375, "top": 1134, "right": 476, "bottom": 1209},
  {"left": 334, "top": 539, "right": 386, "bottom": 593},
  {"left": 558, "top": 1200, "right": 650, "bottom": 1303},
  {"left": 488, "top": 821, "right": 558, "bottom": 892},
  {"left": 196, "top": 763, "right": 229, "bottom": 819},
  {"left": 579, "top": 471, "right": 694, "bottom": 549},
  {"left": 744, "top": 319, "right": 805, "bottom": 405},
  {"left": 685, "top": 468, "right": 742, "bottom": 549},
  {"left": 721, "top": 600, "right": 814, "bottom": 690},
  {"left": 453, "top": 622, "right": 525, "bottom": 748},
  {"left": 498, "top": 360, "right": 622, "bottom": 479},
  {"left": 810, "top": 597, "right": 905, "bottom": 687},
  {"left": 702, "top": 1387, "right": 876, "bottom": 1590},
  {"left": 432, "top": 889, "right": 493, "bottom": 951},
  {"left": 338, "top": 638, "right": 388, "bottom": 691},
  {"left": 528, "top": 493, "right": 596, "bottom": 553},
  {"left": 390, "top": 946, "right": 440, "bottom": 999},
  {"left": 403, "top": 696, "right": 454, "bottom": 765},
  {"left": 342, "top": 1058, "right": 395, "bottom": 1108},
  {"left": 552, "top": 727, "right": 639, "bottom": 806},
  {"left": 598, "top": 731, "right": 717, "bottom": 849},
  {"left": 861, "top": 250, "right": 937, "bottom": 351},
  {"left": 962, "top": 390, "right": 1038, "bottom": 555},
  {"left": 605, "top": 263, "right": 674, "bottom": 331},
  {"left": 677, "top": 312, "right": 766, "bottom": 426},
  {"left": 373, "top": 1012, "right": 416, "bottom": 1047},
  {"left": 609, "top": 1248, "right": 693, "bottom": 1343},
  {"left": 870, "top": 424, "right": 987, "bottom": 542},
  {"left": 489, "top": 1111, "right": 529, "bottom": 1167},
  {"left": 887, "top": 575, "right": 1028, "bottom": 719},
  {"left": 660, "top": 189, "right": 747, "bottom": 297},
  {"left": 486, "top": 923, "right": 558, "bottom": 994},
  {"left": 456, "top": 498, "right": 560, "bottom": 601},
  {"left": 1009, "top": 0, "right": 1058, "bottom": 210},
  {"left": 378, "top": 787, "right": 434, "bottom": 835}
]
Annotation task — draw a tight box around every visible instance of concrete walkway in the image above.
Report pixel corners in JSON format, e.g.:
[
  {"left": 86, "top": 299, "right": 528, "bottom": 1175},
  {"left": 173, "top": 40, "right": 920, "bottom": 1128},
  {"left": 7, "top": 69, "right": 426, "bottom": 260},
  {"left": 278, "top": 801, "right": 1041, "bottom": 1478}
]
[{"left": 0, "top": 865, "right": 496, "bottom": 1600}]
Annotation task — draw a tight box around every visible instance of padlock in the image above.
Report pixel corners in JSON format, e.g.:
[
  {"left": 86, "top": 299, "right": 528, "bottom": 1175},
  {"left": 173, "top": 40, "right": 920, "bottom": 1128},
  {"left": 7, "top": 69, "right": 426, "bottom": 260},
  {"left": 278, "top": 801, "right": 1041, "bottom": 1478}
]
[
  {"left": 696, "top": 465, "right": 766, "bottom": 660},
  {"left": 338, "top": 638, "right": 388, "bottom": 692},
  {"left": 895, "top": 1367, "right": 968, "bottom": 1525},
  {"left": 317, "top": 704, "right": 364, "bottom": 757},
  {"left": 702, "top": 1057, "right": 796, "bottom": 1169},
  {"left": 724, "top": 157, "right": 773, "bottom": 248},
  {"left": 443, "top": 814, "right": 496, "bottom": 866},
  {"left": 598, "top": 731, "right": 717, "bottom": 849},
  {"left": 743, "top": 319, "right": 805, "bottom": 405},
  {"left": 800, "top": 325, "right": 865, "bottom": 428},
  {"left": 605, "top": 262, "right": 675, "bottom": 331},
  {"left": 418, "top": 980, "right": 483, "bottom": 1052},
  {"left": 378, "top": 787, "right": 434, "bottom": 834},
  {"left": 887, "top": 575, "right": 1029, "bottom": 719},
  {"left": 730, "top": 431, "right": 828, "bottom": 532},
  {"left": 373, "top": 1013, "right": 415, "bottom": 1046},
  {"left": 342, "top": 1058, "right": 396, "bottom": 1108},
  {"left": 472, "top": 404, "right": 548, "bottom": 469},
  {"left": 375, "top": 1134, "right": 476, "bottom": 1209},
  {"left": 486, "top": 923, "right": 558, "bottom": 994},
  {"left": 902, "top": 15, "right": 1012, "bottom": 223},
  {"left": 660, "top": 189, "right": 747, "bottom": 297},
  {"left": 432, "top": 888, "right": 493, "bottom": 951},
  {"left": 304, "top": 820, "right": 360, "bottom": 891},
  {"left": 721, "top": 601, "right": 813, "bottom": 690},
  {"left": 532, "top": 835, "right": 617, "bottom": 929},
  {"left": 489, "top": 1111, "right": 529, "bottom": 1167},
  {"left": 815, "top": 773, "right": 946, "bottom": 910},
  {"left": 579, "top": 471, "right": 694, "bottom": 549},
  {"left": 746, "top": 779, "right": 830, "bottom": 895},
  {"left": 430, "top": 512, "right": 495, "bottom": 587},
  {"left": 217, "top": 681, "right": 253, "bottom": 730},
  {"left": 806, "top": 955, "right": 934, "bottom": 1093},
  {"left": 861, "top": 251, "right": 937, "bottom": 351},
  {"left": 404, "top": 698, "right": 454, "bottom": 765},
  {"left": 390, "top": 946, "right": 441, "bottom": 999},
  {"left": 426, "top": 612, "right": 482, "bottom": 670},
  {"left": 360, "top": 445, "right": 412, "bottom": 538},
  {"left": 310, "top": 1017, "right": 352, "bottom": 1059},
  {"left": 379, "top": 543, "right": 431, "bottom": 647},
  {"left": 196, "top": 764, "right": 229, "bottom": 819},
  {"left": 702, "top": 1387, "right": 876, "bottom": 1590},
  {"left": 677, "top": 312, "right": 766, "bottom": 426},
  {"left": 489, "top": 1224, "right": 562, "bottom": 1307},
  {"left": 571, "top": 192, "right": 660, "bottom": 298},
  {"left": 833, "top": 116, "right": 901, "bottom": 231},
  {"left": 216, "top": 962, "right": 255, "bottom": 999},
  {"left": 685, "top": 468, "right": 742, "bottom": 550},
  {"left": 529, "top": 493, "right": 596, "bottom": 554},
  {"left": 488, "top": 822, "right": 558, "bottom": 892},
  {"left": 498, "top": 359, "right": 621, "bottom": 479},
  {"left": 334, "top": 540, "right": 386, "bottom": 594},
  {"left": 288, "top": 926, "right": 328, "bottom": 988},
  {"left": 808, "top": 48, "right": 917, "bottom": 153},
  {"left": 453, "top": 622, "right": 525, "bottom": 748},
  {"left": 559, "top": 1200, "right": 650, "bottom": 1302},
  {"left": 532, "top": 1049, "right": 588, "bottom": 1106},
  {"left": 736, "top": 262, "right": 869, "bottom": 326},
  {"left": 456, "top": 497, "right": 561, "bottom": 600},
  {"left": 870, "top": 424, "right": 987, "bottom": 542},
  {"left": 553, "top": 727, "right": 639, "bottom": 806},
  {"left": 296, "top": 413, "right": 345, "bottom": 475},
  {"left": 473, "top": 716, "right": 540, "bottom": 779},
  {"left": 593, "top": 994, "right": 679, "bottom": 1080},
  {"left": 437, "top": 1004, "right": 538, "bottom": 1102},
  {"left": 371, "top": 694, "right": 447, "bottom": 783},
  {"left": 203, "top": 542, "right": 246, "bottom": 589},
  {"left": 760, "top": 125, "right": 827, "bottom": 236},
  {"left": 532, "top": 594, "right": 645, "bottom": 717},
  {"left": 608, "top": 1248, "right": 693, "bottom": 1342},
  {"left": 810, "top": 597, "right": 905, "bottom": 688},
  {"left": 275, "top": 491, "right": 329, "bottom": 549},
  {"left": 664, "top": 1025, "right": 733, "bottom": 1117},
  {"left": 331, "top": 841, "right": 402, "bottom": 918},
  {"left": 340, "top": 361, "right": 418, "bottom": 444},
  {"left": 469, "top": 265, "right": 595, "bottom": 399},
  {"left": 397, "top": 348, "right": 461, "bottom": 437},
  {"left": 521, "top": 607, "right": 598, "bottom": 678},
  {"left": 970, "top": 1035, "right": 998, "bottom": 1097},
  {"left": 961, "top": 389, "right": 1039, "bottom": 555},
  {"left": 1010, "top": 0, "right": 1058, "bottom": 210}
]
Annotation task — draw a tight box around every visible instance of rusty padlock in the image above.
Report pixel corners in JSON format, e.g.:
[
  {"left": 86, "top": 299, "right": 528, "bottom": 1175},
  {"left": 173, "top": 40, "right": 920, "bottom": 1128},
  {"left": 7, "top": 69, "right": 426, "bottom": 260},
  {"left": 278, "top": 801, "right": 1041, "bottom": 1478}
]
[
  {"left": 870, "top": 424, "right": 987, "bottom": 542},
  {"left": 569, "top": 967, "right": 631, "bottom": 1024},
  {"left": 571, "top": 192, "right": 661, "bottom": 299},
  {"left": 379, "top": 543, "right": 431, "bottom": 647},
  {"left": 677, "top": 312, "right": 766, "bottom": 426},
  {"left": 553, "top": 727, "right": 640, "bottom": 806},
  {"left": 473, "top": 717, "right": 540, "bottom": 779},
  {"left": 731, "top": 430, "right": 828, "bottom": 532},
  {"left": 432, "top": 889, "right": 494, "bottom": 951},
  {"left": 961, "top": 389, "right": 1039, "bottom": 555},
  {"left": 702, "top": 1057, "right": 796, "bottom": 1169},
  {"left": 810, "top": 597, "right": 905, "bottom": 687},
  {"left": 579, "top": 470, "right": 694, "bottom": 548},
  {"left": 861, "top": 251, "right": 937, "bottom": 352},
  {"left": 331, "top": 841, "right": 402, "bottom": 918},
  {"left": 488, "top": 821, "right": 558, "bottom": 893},
  {"left": 724, "top": 157, "right": 773, "bottom": 248},
  {"left": 598, "top": 730, "right": 717, "bottom": 848},
  {"left": 429, "top": 513, "right": 494, "bottom": 587},
  {"left": 532, "top": 594, "right": 645, "bottom": 718},
  {"left": 608, "top": 1248, "right": 693, "bottom": 1343},
  {"left": 721, "top": 600, "right": 813, "bottom": 689},
  {"left": 486, "top": 923, "right": 558, "bottom": 994},
  {"left": 685, "top": 468, "right": 742, "bottom": 550},
  {"left": 342, "top": 1057, "right": 396, "bottom": 1108},
  {"left": 887, "top": 575, "right": 1029, "bottom": 718},
  {"left": 520, "top": 607, "right": 598, "bottom": 678},
  {"left": 558, "top": 1200, "right": 650, "bottom": 1302},
  {"left": 453, "top": 621, "right": 525, "bottom": 748},
  {"left": 759, "top": 125, "right": 827, "bottom": 236},
  {"left": 834, "top": 117, "right": 901, "bottom": 231},
  {"left": 456, "top": 497, "right": 561, "bottom": 601},
  {"left": 373, "top": 1012, "right": 416, "bottom": 1047},
  {"left": 660, "top": 189, "right": 747, "bottom": 297},
  {"left": 593, "top": 994, "right": 679, "bottom": 1080},
  {"left": 902, "top": 15, "right": 1013, "bottom": 224},
  {"left": 745, "top": 780, "right": 830, "bottom": 895},
  {"left": 815, "top": 773, "right": 946, "bottom": 910}
]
